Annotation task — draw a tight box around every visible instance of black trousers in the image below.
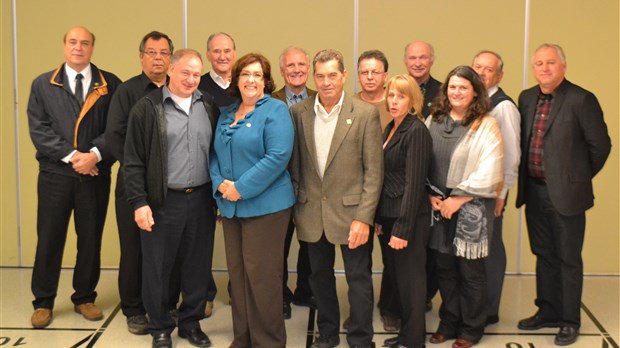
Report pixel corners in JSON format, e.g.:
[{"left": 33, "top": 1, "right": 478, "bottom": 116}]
[
  {"left": 485, "top": 206, "right": 507, "bottom": 318},
  {"left": 435, "top": 252, "right": 487, "bottom": 343},
  {"left": 308, "top": 233, "right": 374, "bottom": 346},
  {"left": 525, "top": 180, "right": 585, "bottom": 328},
  {"left": 115, "top": 168, "right": 183, "bottom": 317},
  {"left": 283, "top": 219, "right": 312, "bottom": 304},
  {"left": 380, "top": 215, "right": 430, "bottom": 348},
  {"left": 377, "top": 227, "right": 400, "bottom": 319},
  {"left": 141, "top": 186, "right": 215, "bottom": 335},
  {"left": 31, "top": 171, "right": 110, "bottom": 309}
]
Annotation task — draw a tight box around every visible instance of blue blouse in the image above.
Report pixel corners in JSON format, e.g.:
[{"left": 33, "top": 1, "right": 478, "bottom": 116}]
[{"left": 210, "top": 95, "right": 295, "bottom": 218}]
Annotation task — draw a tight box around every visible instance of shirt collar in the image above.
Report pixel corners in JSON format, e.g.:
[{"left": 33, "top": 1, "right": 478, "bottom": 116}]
[
  {"left": 487, "top": 85, "right": 499, "bottom": 97},
  {"left": 209, "top": 70, "right": 230, "bottom": 89},
  {"left": 285, "top": 86, "right": 308, "bottom": 100},
  {"left": 162, "top": 86, "right": 203, "bottom": 103},
  {"left": 314, "top": 91, "right": 345, "bottom": 118},
  {"left": 64, "top": 63, "right": 92, "bottom": 82}
]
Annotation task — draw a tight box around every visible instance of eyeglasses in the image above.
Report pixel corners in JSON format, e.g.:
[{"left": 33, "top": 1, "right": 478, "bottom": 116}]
[
  {"left": 142, "top": 50, "right": 171, "bottom": 58},
  {"left": 359, "top": 70, "right": 385, "bottom": 78},
  {"left": 239, "top": 72, "right": 264, "bottom": 80}
]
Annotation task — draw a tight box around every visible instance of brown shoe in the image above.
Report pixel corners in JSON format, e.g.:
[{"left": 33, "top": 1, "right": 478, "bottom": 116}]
[
  {"left": 452, "top": 338, "right": 474, "bottom": 348},
  {"left": 205, "top": 301, "right": 214, "bottom": 318},
  {"left": 381, "top": 315, "right": 401, "bottom": 332},
  {"left": 74, "top": 303, "right": 103, "bottom": 321},
  {"left": 31, "top": 308, "right": 52, "bottom": 328},
  {"left": 429, "top": 332, "right": 451, "bottom": 344}
]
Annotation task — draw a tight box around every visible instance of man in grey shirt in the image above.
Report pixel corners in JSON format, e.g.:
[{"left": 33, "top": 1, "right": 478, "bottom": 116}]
[{"left": 124, "top": 48, "right": 219, "bottom": 348}]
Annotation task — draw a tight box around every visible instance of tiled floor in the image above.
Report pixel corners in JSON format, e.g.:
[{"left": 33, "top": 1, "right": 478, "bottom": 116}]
[{"left": 0, "top": 268, "right": 617, "bottom": 348}]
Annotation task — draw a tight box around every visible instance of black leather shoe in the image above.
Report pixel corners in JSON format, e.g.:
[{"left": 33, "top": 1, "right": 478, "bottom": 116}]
[
  {"left": 485, "top": 314, "right": 499, "bottom": 326},
  {"left": 293, "top": 295, "right": 317, "bottom": 309},
  {"left": 383, "top": 336, "right": 398, "bottom": 346},
  {"left": 555, "top": 326, "right": 579, "bottom": 346},
  {"left": 283, "top": 302, "right": 292, "bottom": 320},
  {"left": 310, "top": 335, "right": 340, "bottom": 348},
  {"left": 350, "top": 343, "right": 376, "bottom": 348},
  {"left": 152, "top": 333, "right": 172, "bottom": 348},
  {"left": 178, "top": 328, "right": 212, "bottom": 347},
  {"left": 518, "top": 312, "right": 560, "bottom": 330}
]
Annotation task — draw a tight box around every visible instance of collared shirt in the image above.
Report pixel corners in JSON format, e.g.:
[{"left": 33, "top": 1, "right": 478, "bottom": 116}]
[
  {"left": 488, "top": 85, "right": 521, "bottom": 199},
  {"left": 314, "top": 92, "right": 344, "bottom": 178},
  {"left": 64, "top": 64, "right": 92, "bottom": 101},
  {"left": 284, "top": 86, "right": 309, "bottom": 107},
  {"left": 162, "top": 86, "right": 212, "bottom": 189},
  {"left": 528, "top": 91, "right": 554, "bottom": 179},
  {"left": 209, "top": 70, "right": 230, "bottom": 89},
  {"left": 62, "top": 64, "right": 101, "bottom": 163}
]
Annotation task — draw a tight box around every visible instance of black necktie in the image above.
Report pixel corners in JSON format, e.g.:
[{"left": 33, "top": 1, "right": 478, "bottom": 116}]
[{"left": 75, "top": 73, "right": 84, "bottom": 107}]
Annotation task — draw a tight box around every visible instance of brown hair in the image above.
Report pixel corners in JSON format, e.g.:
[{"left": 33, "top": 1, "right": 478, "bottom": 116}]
[
  {"left": 228, "top": 53, "right": 275, "bottom": 98},
  {"left": 430, "top": 65, "right": 490, "bottom": 126}
]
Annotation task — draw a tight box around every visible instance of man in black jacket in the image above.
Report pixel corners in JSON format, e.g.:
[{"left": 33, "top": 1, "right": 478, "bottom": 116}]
[
  {"left": 27, "top": 26, "right": 121, "bottom": 329},
  {"left": 105, "top": 31, "right": 174, "bottom": 336},
  {"left": 124, "top": 48, "right": 219, "bottom": 348},
  {"left": 516, "top": 43, "right": 611, "bottom": 346}
]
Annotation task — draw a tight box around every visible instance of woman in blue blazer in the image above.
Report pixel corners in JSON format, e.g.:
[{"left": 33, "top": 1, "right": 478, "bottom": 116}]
[{"left": 209, "top": 53, "right": 294, "bottom": 348}]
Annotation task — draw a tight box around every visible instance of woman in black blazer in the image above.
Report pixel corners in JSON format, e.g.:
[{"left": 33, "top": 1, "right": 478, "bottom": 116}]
[{"left": 376, "top": 74, "right": 432, "bottom": 348}]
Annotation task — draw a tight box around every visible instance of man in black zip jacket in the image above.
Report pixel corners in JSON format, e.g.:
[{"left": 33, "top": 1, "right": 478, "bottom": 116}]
[{"left": 27, "top": 26, "right": 121, "bottom": 329}]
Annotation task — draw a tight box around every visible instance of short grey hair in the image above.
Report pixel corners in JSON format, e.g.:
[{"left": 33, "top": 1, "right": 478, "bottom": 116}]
[{"left": 534, "top": 43, "right": 566, "bottom": 63}]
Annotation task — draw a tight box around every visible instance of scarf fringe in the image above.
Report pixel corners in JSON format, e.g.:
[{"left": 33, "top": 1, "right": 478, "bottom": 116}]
[{"left": 454, "top": 237, "right": 488, "bottom": 259}]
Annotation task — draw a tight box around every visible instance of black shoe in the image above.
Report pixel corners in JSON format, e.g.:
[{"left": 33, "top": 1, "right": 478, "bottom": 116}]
[
  {"left": 518, "top": 312, "right": 560, "bottom": 330},
  {"left": 350, "top": 343, "right": 376, "bottom": 348},
  {"left": 425, "top": 299, "right": 433, "bottom": 312},
  {"left": 485, "top": 314, "right": 499, "bottom": 327},
  {"left": 310, "top": 335, "right": 340, "bottom": 348},
  {"left": 152, "top": 333, "right": 172, "bottom": 348},
  {"left": 383, "top": 336, "right": 398, "bottom": 346},
  {"left": 168, "top": 308, "right": 178, "bottom": 324},
  {"left": 178, "top": 328, "right": 212, "bottom": 347},
  {"left": 127, "top": 314, "right": 148, "bottom": 335},
  {"left": 343, "top": 316, "right": 351, "bottom": 331},
  {"left": 555, "top": 326, "right": 579, "bottom": 346},
  {"left": 293, "top": 295, "right": 317, "bottom": 309},
  {"left": 283, "top": 302, "right": 292, "bottom": 320}
]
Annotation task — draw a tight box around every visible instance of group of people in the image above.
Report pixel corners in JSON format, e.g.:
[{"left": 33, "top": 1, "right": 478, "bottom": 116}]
[{"left": 26, "top": 25, "right": 611, "bottom": 348}]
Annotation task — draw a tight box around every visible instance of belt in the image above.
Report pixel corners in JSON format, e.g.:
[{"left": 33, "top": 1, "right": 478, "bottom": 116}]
[{"left": 168, "top": 183, "right": 206, "bottom": 193}]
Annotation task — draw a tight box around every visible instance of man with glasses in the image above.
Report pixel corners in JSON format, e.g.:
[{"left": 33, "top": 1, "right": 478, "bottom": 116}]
[
  {"left": 106, "top": 31, "right": 174, "bottom": 335},
  {"left": 271, "top": 47, "right": 317, "bottom": 320},
  {"left": 355, "top": 50, "right": 391, "bottom": 131},
  {"left": 28, "top": 26, "right": 121, "bottom": 329}
]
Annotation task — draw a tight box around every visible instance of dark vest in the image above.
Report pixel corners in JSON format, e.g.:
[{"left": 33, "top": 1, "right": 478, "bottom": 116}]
[{"left": 490, "top": 87, "right": 515, "bottom": 108}]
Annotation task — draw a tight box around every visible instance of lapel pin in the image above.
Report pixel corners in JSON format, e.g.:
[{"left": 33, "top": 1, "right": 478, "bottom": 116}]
[
  {"left": 346, "top": 119, "right": 352, "bottom": 124},
  {"left": 246, "top": 123, "right": 252, "bottom": 127}
]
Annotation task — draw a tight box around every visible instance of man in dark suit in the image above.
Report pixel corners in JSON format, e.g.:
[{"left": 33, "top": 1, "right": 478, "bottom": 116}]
[
  {"left": 290, "top": 49, "right": 383, "bottom": 348},
  {"left": 516, "top": 43, "right": 611, "bottom": 346},
  {"left": 27, "top": 26, "right": 121, "bottom": 329},
  {"left": 271, "top": 47, "right": 317, "bottom": 319},
  {"left": 404, "top": 39, "right": 440, "bottom": 312},
  {"left": 403, "top": 40, "right": 440, "bottom": 118}
]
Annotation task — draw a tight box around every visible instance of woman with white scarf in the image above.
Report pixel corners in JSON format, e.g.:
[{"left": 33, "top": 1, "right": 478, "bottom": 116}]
[{"left": 426, "top": 66, "right": 503, "bottom": 348}]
